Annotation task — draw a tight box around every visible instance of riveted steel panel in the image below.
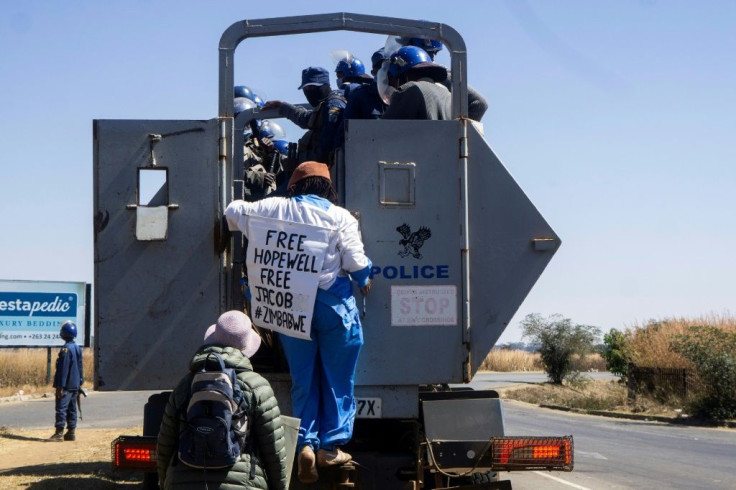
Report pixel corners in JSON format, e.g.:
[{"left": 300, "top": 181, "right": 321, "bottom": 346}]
[
  {"left": 344, "top": 120, "right": 465, "bottom": 385},
  {"left": 93, "top": 119, "right": 221, "bottom": 390}
]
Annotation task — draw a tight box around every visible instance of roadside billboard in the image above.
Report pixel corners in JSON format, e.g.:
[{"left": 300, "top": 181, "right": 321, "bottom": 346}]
[{"left": 0, "top": 280, "right": 90, "bottom": 348}]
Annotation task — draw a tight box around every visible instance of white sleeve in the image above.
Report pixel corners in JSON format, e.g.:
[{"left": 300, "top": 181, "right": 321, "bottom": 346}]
[
  {"left": 224, "top": 200, "right": 252, "bottom": 234},
  {"left": 338, "top": 214, "right": 371, "bottom": 273}
]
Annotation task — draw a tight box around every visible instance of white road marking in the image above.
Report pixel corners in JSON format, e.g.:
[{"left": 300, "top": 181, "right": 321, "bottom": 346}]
[
  {"left": 576, "top": 450, "right": 608, "bottom": 460},
  {"left": 533, "top": 471, "right": 593, "bottom": 489}
]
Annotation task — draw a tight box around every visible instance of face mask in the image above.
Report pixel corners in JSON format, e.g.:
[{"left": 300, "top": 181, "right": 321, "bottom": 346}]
[{"left": 303, "top": 85, "right": 330, "bottom": 107}]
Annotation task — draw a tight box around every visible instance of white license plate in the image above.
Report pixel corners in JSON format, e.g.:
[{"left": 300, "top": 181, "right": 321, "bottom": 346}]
[{"left": 355, "top": 397, "right": 382, "bottom": 418}]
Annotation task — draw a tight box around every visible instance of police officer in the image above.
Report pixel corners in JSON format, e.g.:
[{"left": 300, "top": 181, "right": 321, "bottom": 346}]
[
  {"left": 399, "top": 37, "right": 488, "bottom": 121},
  {"left": 262, "top": 67, "right": 346, "bottom": 166},
  {"left": 243, "top": 120, "right": 290, "bottom": 201},
  {"left": 381, "top": 46, "right": 452, "bottom": 120},
  {"left": 334, "top": 54, "right": 371, "bottom": 100},
  {"left": 49, "top": 320, "right": 84, "bottom": 441},
  {"left": 343, "top": 49, "right": 389, "bottom": 120}
]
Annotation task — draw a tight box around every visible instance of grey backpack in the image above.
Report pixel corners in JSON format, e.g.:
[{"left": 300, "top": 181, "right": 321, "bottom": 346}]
[{"left": 178, "top": 353, "right": 249, "bottom": 469}]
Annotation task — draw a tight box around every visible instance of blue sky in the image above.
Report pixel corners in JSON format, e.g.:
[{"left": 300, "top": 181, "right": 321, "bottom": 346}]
[{"left": 1, "top": 1, "right": 734, "bottom": 343}]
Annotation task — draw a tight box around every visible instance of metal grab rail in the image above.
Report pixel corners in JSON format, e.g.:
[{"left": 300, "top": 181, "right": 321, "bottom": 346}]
[{"left": 218, "top": 12, "right": 468, "bottom": 120}]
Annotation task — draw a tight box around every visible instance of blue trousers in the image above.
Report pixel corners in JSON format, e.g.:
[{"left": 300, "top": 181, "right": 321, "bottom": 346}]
[
  {"left": 55, "top": 389, "right": 78, "bottom": 429},
  {"left": 279, "top": 299, "right": 363, "bottom": 451}
]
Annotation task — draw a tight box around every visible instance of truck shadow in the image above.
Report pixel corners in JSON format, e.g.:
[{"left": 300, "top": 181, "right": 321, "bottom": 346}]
[{"left": 1, "top": 461, "right": 143, "bottom": 488}]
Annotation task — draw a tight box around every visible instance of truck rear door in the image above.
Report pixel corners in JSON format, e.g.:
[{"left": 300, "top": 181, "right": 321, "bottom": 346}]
[{"left": 93, "top": 119, "right": 223, "bottom": 390}]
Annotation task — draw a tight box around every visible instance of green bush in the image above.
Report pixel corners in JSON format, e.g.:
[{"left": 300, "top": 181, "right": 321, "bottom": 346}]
[
  {"left": 601, "top": 328, "right": 630, "bottom": 379},
  {"left": 521, "top": 313, "right": 601, "bottom": 384},
  {"left": 671, "top": 326, "right": 736, "bottom": 421}
]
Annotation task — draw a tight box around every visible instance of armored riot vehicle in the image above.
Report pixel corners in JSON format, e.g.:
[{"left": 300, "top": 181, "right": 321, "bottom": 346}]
[{"left": 95, "top": 13, "right": 571, "bottom": 489}]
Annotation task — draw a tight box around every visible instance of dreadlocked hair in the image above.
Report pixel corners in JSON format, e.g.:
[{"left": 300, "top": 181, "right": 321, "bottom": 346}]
[{"left": 289, "top": 176, "right": 338, "bottom": 203}]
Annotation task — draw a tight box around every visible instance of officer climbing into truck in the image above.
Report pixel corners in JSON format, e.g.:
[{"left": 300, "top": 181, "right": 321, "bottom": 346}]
[
  {"left": 262, "top": 67, "right": 346, "bottom": 167},
  {"left": 381, "top": 45, "right": 452, "bottom": 120},
  {"left": 397, "top": 36, "right": 488, "bottom": 121},
  {"left": 234, "top": 87, "right": 293, "bottom": 201},
  {"left": 243, "top": 120, "right": 290, "bottom": 201},
  {"left": 343, "top": 48, "right": 389, "bottom": 120},
  {"left": 224, "top": 161, "right": 372, "bottom": 484},
  {"left": 49, "top": 320, "right": 84, "bottom": 442},
  {"left": 334, "top": 52, "right": 372, "bottom": 99}
]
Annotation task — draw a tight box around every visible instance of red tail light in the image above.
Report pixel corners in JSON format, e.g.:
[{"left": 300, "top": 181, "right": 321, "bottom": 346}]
[
  {"left": 491, "top": 436, "right": 573, "bottom": 471},
  {"left": 111, "top": 435, "right": 158, "bottom": 471}
]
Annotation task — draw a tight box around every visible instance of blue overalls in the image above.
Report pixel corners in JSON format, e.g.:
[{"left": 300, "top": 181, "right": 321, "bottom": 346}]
[{"left": 279, "top": 272, "right": 370, "bottom": 451}]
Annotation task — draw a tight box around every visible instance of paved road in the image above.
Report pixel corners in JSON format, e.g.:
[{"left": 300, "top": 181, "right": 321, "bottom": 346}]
[
  {"left": 2, "top": 372, "right": 734, "bottom": 489},
  {"left": 497, "top": 401, "right": 736, "bottom": 490},
  {"left": 0, "top": 390, "right": 154, "bottom": 430}
]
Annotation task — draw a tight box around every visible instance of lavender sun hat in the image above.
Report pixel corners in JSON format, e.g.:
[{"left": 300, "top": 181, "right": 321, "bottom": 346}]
[{"left": 203, "top": 310, "right": 261, "bottom": 358}]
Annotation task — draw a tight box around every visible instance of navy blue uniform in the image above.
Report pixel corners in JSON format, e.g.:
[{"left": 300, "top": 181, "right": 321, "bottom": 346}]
[
  {"left": 344, "top": 81, "right": 386, "bottom": 120},
  {"left": 278, "top": 91, "right": 346, "bottom": 165},
  {"left": 53, "top": 340, "right": 83, "bottom": 429}
]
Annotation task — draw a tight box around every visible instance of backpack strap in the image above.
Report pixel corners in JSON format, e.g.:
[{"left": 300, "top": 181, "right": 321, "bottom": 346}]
[{"left": 201, "top": 351, "right": 226, "bottom": 372}]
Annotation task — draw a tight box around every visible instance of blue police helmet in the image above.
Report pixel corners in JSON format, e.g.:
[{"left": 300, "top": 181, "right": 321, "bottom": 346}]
[
  {"left": 259, "top": 120, "right": 286, "bottom": 140},
  {"left": 60, "top": 320, "right": 77, "bottom": 340},
  {"left": 234, "top": 85, "right": 254, "bottom": 99},
  {"left": 371, "top": 48, "right": 388, "bottom": 69},
  {"left": 234, "top": 86, "right": 265, "bottom": 107},
  {"left": 336, "top": 57, "right": 366, "bottom": 78},
  {"left": 388, "top": 46, "right": 433, "bottom": 78},
  {"left": 408, "top": 37, "right": 444, "bottom": 56},
  {"left": 272, "top": 139, "right": 289, "bottom": 155},
  {"left": 251, "top": 94, "right": 265, "bottom": 108}
]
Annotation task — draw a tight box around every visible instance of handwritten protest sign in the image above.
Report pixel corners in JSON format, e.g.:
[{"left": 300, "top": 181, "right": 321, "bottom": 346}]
[{"left": 245, "top": 216, "right": 331, "bottom": 340}]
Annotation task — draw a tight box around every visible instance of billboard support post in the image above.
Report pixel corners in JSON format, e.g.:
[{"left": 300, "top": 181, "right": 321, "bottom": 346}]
[{"left": 46, "top": 347, "right": 52, "bottom": 384}]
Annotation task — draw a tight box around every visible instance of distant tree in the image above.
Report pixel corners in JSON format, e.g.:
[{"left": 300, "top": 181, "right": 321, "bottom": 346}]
[
  {"left": 521, "top": 313, "right": 601, "bottom": 384},
  {"left": 500, "top": 342, "right": 528, "bottom": 351},
  {"left": 601, "top": 328, "right": 631, "bottom": 379}
]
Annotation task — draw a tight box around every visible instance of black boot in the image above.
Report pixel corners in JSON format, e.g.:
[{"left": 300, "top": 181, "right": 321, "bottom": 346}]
[
  {"left": 49, "top": 428, "right": 64, "bottom": 442},
  {"left": 63, "top": 428, "right": 76, "bottom": 441}
]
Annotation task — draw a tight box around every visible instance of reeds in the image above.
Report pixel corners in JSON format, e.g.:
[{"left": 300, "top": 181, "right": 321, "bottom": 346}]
[
  {"left": 480, "top": 349, "right": 541, "bottom": 371},
  {"left": 0, "top": 348, "right": 94, "bottom": 397}
]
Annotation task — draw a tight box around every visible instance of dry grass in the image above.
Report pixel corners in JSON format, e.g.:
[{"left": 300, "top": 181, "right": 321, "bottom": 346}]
[
  {"left": 498, "top": 379, "right": 685, "bottom": 417},
  {"left": 0, "top": 426, "right": 143, "bottom": 488},
  {"left": 0, "top": 348, "right": 94, "bottom": 398},
  {"left": 479, "top": 349, "right": 607, "bottom": 373},
  {"left": 480, "top": 349, "right": 541, "bottom": 372},
  {"left": 626, "top": 313, "right": 736, "bottom": 368}
]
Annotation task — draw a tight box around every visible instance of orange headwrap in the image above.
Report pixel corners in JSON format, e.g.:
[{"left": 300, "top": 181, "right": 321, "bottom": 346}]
[{"left": 287, "top": 161, "right": 331, "bottom": 189}]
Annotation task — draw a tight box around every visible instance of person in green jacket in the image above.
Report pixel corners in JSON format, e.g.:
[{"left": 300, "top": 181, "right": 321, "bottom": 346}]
[{"left": 157, "top": 310, "right": 288, "bottom": 490}]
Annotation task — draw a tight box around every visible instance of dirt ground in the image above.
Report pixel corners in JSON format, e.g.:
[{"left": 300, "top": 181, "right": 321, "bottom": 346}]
[{"left": 0, "top": 426, "right": 145, "bottom": 489}]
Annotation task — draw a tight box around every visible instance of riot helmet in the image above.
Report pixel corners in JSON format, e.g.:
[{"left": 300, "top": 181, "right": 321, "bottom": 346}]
[
  {"left": 335, "top": 57, "right": 366, "bottom": 79},
  {"left": 234, "top": 86, "right": 265, "bottom": 107},
  {"left": 234, "top": 85, "right": 254, "bottom": 99},
  {"left": 407, "top": 38, "right": 444, "bottom": 59},
  {"left": 387, "top": 46, "right": 433, "bottom": 78},
  {"left": 258, "top": 120, "right": 286, "bottom": 141},
  {"left": 272, "top": 139, "right": 290, "bottom": 155},
  {"left": 234, "top": 97, "right": 257, "bottom": 115},
  {"left": 60, "top": 320, "right": 77, "bottom": 340}
]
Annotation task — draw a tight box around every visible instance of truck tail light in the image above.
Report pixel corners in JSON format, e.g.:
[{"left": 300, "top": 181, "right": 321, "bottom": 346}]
[
  {"left": 491, "top": 436, "right": 573, "bottom": 471},
  {"left": 111, "top": 435, "right": 158, "bottom": 471}
]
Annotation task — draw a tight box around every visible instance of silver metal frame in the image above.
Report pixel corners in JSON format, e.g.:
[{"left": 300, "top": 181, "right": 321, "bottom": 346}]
[{"left": 218, "top": 13, "right": 468, "bottom": 119}]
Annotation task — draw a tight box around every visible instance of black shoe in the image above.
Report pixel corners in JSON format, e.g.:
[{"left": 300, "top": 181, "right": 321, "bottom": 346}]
[
  {"left": 49, "top": 428, "right": 64, "bottom": 442},
  {"left": 63, "top": 429, "right": 76, "bottom": 441}
]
